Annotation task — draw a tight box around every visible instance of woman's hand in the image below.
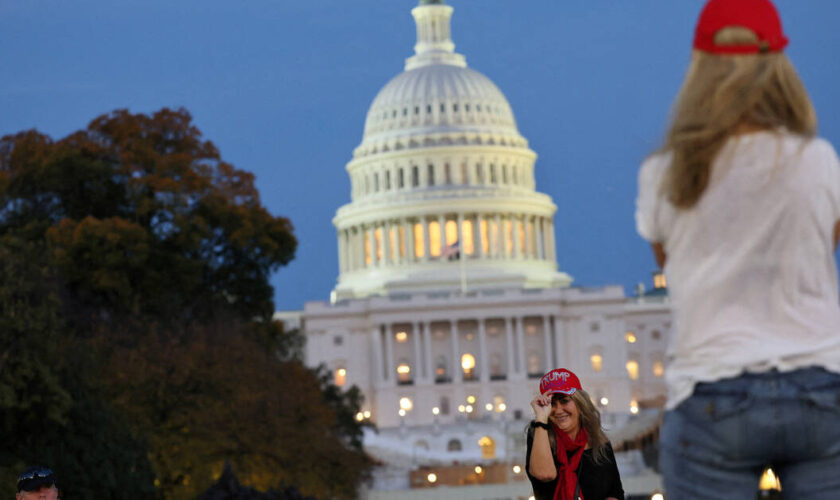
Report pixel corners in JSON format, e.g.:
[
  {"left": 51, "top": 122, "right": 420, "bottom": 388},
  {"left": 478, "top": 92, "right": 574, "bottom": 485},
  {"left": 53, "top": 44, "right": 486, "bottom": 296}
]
[{"left": 530, "top": 392, "right": 552, "bottom": 423}]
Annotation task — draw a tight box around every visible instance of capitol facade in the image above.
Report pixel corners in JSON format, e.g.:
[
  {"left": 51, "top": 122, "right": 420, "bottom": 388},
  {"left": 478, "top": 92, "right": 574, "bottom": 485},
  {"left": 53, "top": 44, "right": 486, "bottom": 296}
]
[{"left": 278, "top": 0, "right": 671, "bottom": 497}]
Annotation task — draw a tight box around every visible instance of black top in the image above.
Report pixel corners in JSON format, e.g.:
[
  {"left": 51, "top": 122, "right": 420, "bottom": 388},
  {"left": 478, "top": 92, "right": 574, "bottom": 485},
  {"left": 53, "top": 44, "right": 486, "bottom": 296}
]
[{"left": 525, "top": 425, "right": 624, "bottom": 500}]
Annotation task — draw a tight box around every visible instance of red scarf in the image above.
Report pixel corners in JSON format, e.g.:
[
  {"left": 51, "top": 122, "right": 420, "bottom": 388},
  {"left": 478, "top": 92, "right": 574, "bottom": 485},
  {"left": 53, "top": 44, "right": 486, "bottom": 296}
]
[{"left": 552, "top": 424, "right": 588, "bottom": 500}]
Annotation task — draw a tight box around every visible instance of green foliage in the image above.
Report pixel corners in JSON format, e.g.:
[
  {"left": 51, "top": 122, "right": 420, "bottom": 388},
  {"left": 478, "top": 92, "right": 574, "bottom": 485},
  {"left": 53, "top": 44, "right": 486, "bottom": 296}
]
[{"left": 0, "top": 108, "right": 371, "bottom": 499}]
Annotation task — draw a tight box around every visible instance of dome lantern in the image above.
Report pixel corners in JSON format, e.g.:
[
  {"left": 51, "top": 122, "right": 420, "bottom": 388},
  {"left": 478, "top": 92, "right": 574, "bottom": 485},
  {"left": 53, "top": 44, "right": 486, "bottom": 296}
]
[{"left": 407, "top": 0, "right": 465, "bottom": 70}]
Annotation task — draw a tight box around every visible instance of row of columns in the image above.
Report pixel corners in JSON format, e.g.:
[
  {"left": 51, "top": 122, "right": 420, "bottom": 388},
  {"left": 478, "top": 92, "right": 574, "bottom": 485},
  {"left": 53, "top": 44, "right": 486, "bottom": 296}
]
[
  {"left": 337, "top": 213, "right": 556, "bottom": 273},
  {"left": 370, "top": 315, "right": 568, "bottom": 387},
  {"left": 352, "top": 160, "right": 533, "bottom": 199}
]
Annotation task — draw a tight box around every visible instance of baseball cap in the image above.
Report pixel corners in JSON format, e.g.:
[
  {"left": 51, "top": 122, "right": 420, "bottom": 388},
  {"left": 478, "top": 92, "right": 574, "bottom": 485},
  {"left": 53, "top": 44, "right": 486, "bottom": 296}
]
[
  {"left": 693, "top": 0, "right": 788, "bottom": 54},
  {"left": 17, "top": 466, "right": 56, "bottom": 492},
  {"left": 539, "top": 368, "right": 582, "bottom": 396}
]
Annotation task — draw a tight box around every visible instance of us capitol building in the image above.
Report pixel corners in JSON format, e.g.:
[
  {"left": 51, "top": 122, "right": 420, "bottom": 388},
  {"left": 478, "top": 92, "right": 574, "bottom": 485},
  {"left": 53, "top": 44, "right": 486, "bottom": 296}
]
[{"left": 277, "top": 1, "right": 671, "bottom": 498}]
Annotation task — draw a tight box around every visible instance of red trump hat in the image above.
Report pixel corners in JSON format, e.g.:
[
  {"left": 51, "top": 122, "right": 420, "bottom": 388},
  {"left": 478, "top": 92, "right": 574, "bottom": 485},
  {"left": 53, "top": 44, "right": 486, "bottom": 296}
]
[
  {"left": 693, "top": 0, "right": 788, "bottom": 54},
  {"left": 539, "top": 368, "right": 582, "bottom": 396}
]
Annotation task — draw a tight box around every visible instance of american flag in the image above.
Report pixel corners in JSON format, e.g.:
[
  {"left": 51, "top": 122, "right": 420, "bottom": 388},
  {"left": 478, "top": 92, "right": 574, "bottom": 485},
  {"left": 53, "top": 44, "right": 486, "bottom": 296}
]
[{"left": 441, "top": 240, "right": 460, "bottom": 260}]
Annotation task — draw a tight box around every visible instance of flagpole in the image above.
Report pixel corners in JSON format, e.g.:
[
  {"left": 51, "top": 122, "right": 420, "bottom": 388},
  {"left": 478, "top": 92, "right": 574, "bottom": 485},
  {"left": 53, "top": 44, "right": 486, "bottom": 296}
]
[{"left": 459, "top": 248, "right": 467, "bottom": 294}]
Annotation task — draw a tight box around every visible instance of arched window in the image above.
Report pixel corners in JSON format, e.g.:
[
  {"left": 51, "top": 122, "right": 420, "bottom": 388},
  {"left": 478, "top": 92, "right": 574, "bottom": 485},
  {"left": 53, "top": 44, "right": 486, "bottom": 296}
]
[{"left": 447, "top": 439, "right": 462, "bottom": 452}]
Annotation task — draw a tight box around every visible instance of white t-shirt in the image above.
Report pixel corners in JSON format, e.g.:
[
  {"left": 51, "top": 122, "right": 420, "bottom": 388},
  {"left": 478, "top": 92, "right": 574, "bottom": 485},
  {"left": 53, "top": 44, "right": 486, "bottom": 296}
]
[{"left": 636, "top": 130, "right": 840, "bottom": 409}]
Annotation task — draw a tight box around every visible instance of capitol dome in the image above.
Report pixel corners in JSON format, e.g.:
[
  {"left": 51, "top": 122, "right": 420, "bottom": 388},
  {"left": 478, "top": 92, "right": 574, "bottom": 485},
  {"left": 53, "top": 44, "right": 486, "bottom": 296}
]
[{"left": 331, "top": 0, "right": 572, "bottom": 300}]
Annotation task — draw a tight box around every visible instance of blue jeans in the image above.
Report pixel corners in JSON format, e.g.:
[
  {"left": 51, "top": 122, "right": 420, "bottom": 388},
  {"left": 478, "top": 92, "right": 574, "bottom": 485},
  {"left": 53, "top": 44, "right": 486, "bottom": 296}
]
[{"left": 660, "top": 367, "right": 840, "bottom": 500}]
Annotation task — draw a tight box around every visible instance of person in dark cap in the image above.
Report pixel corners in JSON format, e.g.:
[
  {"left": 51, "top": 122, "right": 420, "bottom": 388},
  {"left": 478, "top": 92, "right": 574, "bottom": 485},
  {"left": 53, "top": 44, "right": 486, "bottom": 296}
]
[{"left": 15, "top": 467, "right": 58, "bottom": 500}]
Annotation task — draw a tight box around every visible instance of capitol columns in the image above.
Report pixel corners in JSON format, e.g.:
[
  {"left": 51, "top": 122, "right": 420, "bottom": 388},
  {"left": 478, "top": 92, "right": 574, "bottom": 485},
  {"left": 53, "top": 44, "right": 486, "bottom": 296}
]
[
  {"left": 450, "top": 320, "right": 462, "bottom": 383},
  {"left": 552, "top": 315, "right": 566, "bottom": 369},
  {"left": 477, "top": 317, "right": 489, "bottom": 383},
  {"left": 476, "top": 213, "right": 485, "bottom": 258},
  {"left": 515, "top": 316, "right": 527, "bottom": 379},
  {"left": 505, "top": 316, "right": 516, "bottom": 379},
  {"left": 536, "top": 217, "right": 545, "bottom": 260},
  {"left": 423, "top": 320, "right": 433, "bottom": 384},
  {"left": 371, "top": 326, "right": 385, "bottom": 387},
  {"left": 383, "top": 220, "right": 392, "bottom": 266},
  {"left": 404, "top": 218, "right": 414, "bottom": 264},
  {"left": 383, "top": 324, "right": 396, "bottom": 386},
  {"left": 543, "top": 315, "right": 553, "bottom": 371},
  {"left": 412, "top": 321, "right": 423, "bottom": 382}
]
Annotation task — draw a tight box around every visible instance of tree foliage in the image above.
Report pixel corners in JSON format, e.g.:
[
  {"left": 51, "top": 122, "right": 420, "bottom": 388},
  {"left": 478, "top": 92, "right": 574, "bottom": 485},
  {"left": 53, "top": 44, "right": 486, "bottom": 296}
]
[{"left": 0, "top": 108, "right": 372, "bottom": 499}]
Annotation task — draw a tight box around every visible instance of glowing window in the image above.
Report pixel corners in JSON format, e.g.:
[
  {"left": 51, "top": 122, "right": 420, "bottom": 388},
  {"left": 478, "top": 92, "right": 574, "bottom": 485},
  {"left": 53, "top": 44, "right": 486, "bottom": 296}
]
[
  {"left": 398, "top": 225, "right": 406, "bottom": 258},
  {"left": 478, "top": 436, "right": 495, "bottom": 459},
  {"left": 374, "top": 228, "right": 383, "bottom": 261},
  {"left": 414, "top": 223, "right": 425, "bottom": 258},
  {"left": 462, "top": 219, "right": 474, "bottom": 255},
  {"left": 364, "top": 231, "right": 372, "bottom": 266},
  {"left": 626, "top": 360, "right": 639, "bottom": 380},
  {"left": 389, "top": 227, "right": 398, "bottom": 261},
  {"left": 490, "top": 220, "right": 500, "bottom": 256},
  {"left": 461, "top": 353, "right": 476, "bottom": 376},
  {"left": 653, "top": 360, "right": 664, "bottom": 377},
  {"left": 334, "top": 367, "right": 347, "bottom": 387},
  {"left": 479, "top": 219, "right": 489, "bottom": 255},
  {"left": 397, "top": 363, "right": 411, "bottom": 382},
  {"left": 518, "top": 220, "right": 526, "bottom": 255},
  {"left": 445, "top": 220, "right": 458, "bottom": 246},
  {"left": 429, "top": 221, "right": 441, "bottom": 257},
  {"left": 625, "top": 332, "right": 637, "bottom": 343},
  {"left": 654, "top": 272, "right": 667, "bottom": 289},
  {"left": 505, "top": 219, "right": 513, "bottom": 255},
  {"left": 395, "top": 331, "right": 408, "bottom": 343},
  {"left": 590, "top": 353, "right": 603, "bottom": 372}
]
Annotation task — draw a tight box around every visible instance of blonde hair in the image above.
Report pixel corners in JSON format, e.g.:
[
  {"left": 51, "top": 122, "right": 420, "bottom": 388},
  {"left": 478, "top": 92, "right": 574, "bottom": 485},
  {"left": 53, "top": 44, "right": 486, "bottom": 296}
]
[
  {"left": 571, "top": 389, "right": 610, "bottom": 464},
  {"left": 661, "top": 27, "right": 817, "bottom": 208}
]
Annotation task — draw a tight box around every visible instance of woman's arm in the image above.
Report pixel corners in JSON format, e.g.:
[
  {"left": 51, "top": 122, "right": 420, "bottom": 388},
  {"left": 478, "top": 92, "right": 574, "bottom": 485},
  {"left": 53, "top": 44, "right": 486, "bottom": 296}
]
[{"left": 528, "top": 393, "right": 557, "bottom": 481}]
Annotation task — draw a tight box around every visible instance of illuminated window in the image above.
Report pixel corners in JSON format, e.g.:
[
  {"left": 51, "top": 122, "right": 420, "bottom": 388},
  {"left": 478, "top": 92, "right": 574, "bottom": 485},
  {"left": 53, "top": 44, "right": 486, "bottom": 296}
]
[
  {"left": 334, "top": 367, "right": 347, "bottom": 387},
  {"left": 389, "top": 227, "right": 397, "bottom": 261},
  {"left": 626, "top": 359, "right": 639, "bottom": 380},
  {"left": 490, "top": 220, "right": 499, "bottom": 256},
  {"left": 590, "top": 353, "right": 603, "bottom": 372},
  {"left": 397, "top": 362, "right": 411, "bottom": 383},
  {"left": 414, "top": 223, "right": 425, "bottom": 258},
  {"left": 374, "top": 228, "right": 383, "bottom": 261},
  {"left": 364, "top": 231, "right": 372, "bottom": 266},
  {"left": 493, "top": 395, "right": 506, "bottom": 412},
  {"left": 653, "top": 360, "right": 664, "bottom": 377},
  {"left": 462, "top": 219, "right": 474, "bottom": 255},
  {"left": 480, "top": 219, "right": 489, "bottom": 255},
  {"left": 654, "top": 272, "right": 667, "bottom": 289},
  {"left": 478, "top": 436, "right": 496, "bottom": 459},
  {"left": 429, "top": 221, "right": 441, "bottom": 257},
  {"left": 461, "top": 353, "right": 476, "bottom": 378},
  {"left": 518, "top": 220, "right": 526, "bottom": 255},
  {"left": 398, "top": 225, "right": 406, "bottom": 258},
  {"left": 435, "top": 355, "right": 448, "bottom": 380},
  {"left": 625, "top": 332, "right": 637, "bottom": 343},
  {"left": 445, "top": 220, "right": 458, "bottom": 246},
  {"left": 395, "top": 331, "right": 408, "bottom": 343},
  {"left": 505, "top": 219, "right": 513, "bottom": 255}
]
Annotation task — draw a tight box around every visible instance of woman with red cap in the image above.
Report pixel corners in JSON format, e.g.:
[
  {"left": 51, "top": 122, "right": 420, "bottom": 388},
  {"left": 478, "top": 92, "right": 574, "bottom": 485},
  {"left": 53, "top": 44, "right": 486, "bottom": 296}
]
[
  {"left": 526, "top": 368, "right": 623, "bottom": 500},
  {"left": 636, "top": 0, "right": 840, "bottom": 498}
]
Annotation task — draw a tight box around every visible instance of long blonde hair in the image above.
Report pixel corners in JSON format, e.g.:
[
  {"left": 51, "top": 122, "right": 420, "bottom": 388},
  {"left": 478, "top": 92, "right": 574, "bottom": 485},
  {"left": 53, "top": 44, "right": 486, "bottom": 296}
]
[
  {"left": 661, "top": 27, "right": 817, "bottom": 208},
  {"left": 571, "top": 389, "right": 610, "bottom": 464}
]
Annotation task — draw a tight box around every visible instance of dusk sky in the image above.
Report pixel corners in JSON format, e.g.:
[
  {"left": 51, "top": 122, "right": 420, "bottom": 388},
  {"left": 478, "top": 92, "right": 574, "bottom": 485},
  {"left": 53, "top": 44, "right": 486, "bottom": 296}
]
[{"left": 2, "top": 0, "right": 839, "bottom": 310}]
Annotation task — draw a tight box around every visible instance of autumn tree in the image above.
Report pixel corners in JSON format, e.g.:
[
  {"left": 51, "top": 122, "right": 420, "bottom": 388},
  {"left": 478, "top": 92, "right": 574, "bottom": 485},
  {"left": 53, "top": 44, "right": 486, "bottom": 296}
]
[{"left": 0, "top": 108, "right": 372, "bottom": 499}]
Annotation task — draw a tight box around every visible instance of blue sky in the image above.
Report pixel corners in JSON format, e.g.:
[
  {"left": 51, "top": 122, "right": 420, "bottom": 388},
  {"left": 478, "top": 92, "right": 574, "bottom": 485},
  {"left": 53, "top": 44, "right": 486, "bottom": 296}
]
[{"left": 2, "top": 0, "right": 839, "bottom": 310}]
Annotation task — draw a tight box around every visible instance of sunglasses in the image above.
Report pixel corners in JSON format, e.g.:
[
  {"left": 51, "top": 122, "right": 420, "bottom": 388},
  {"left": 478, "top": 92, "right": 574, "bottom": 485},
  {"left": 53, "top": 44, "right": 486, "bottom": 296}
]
[{"left": 17, "top": 467, "right": 54, "bottom": 491}]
